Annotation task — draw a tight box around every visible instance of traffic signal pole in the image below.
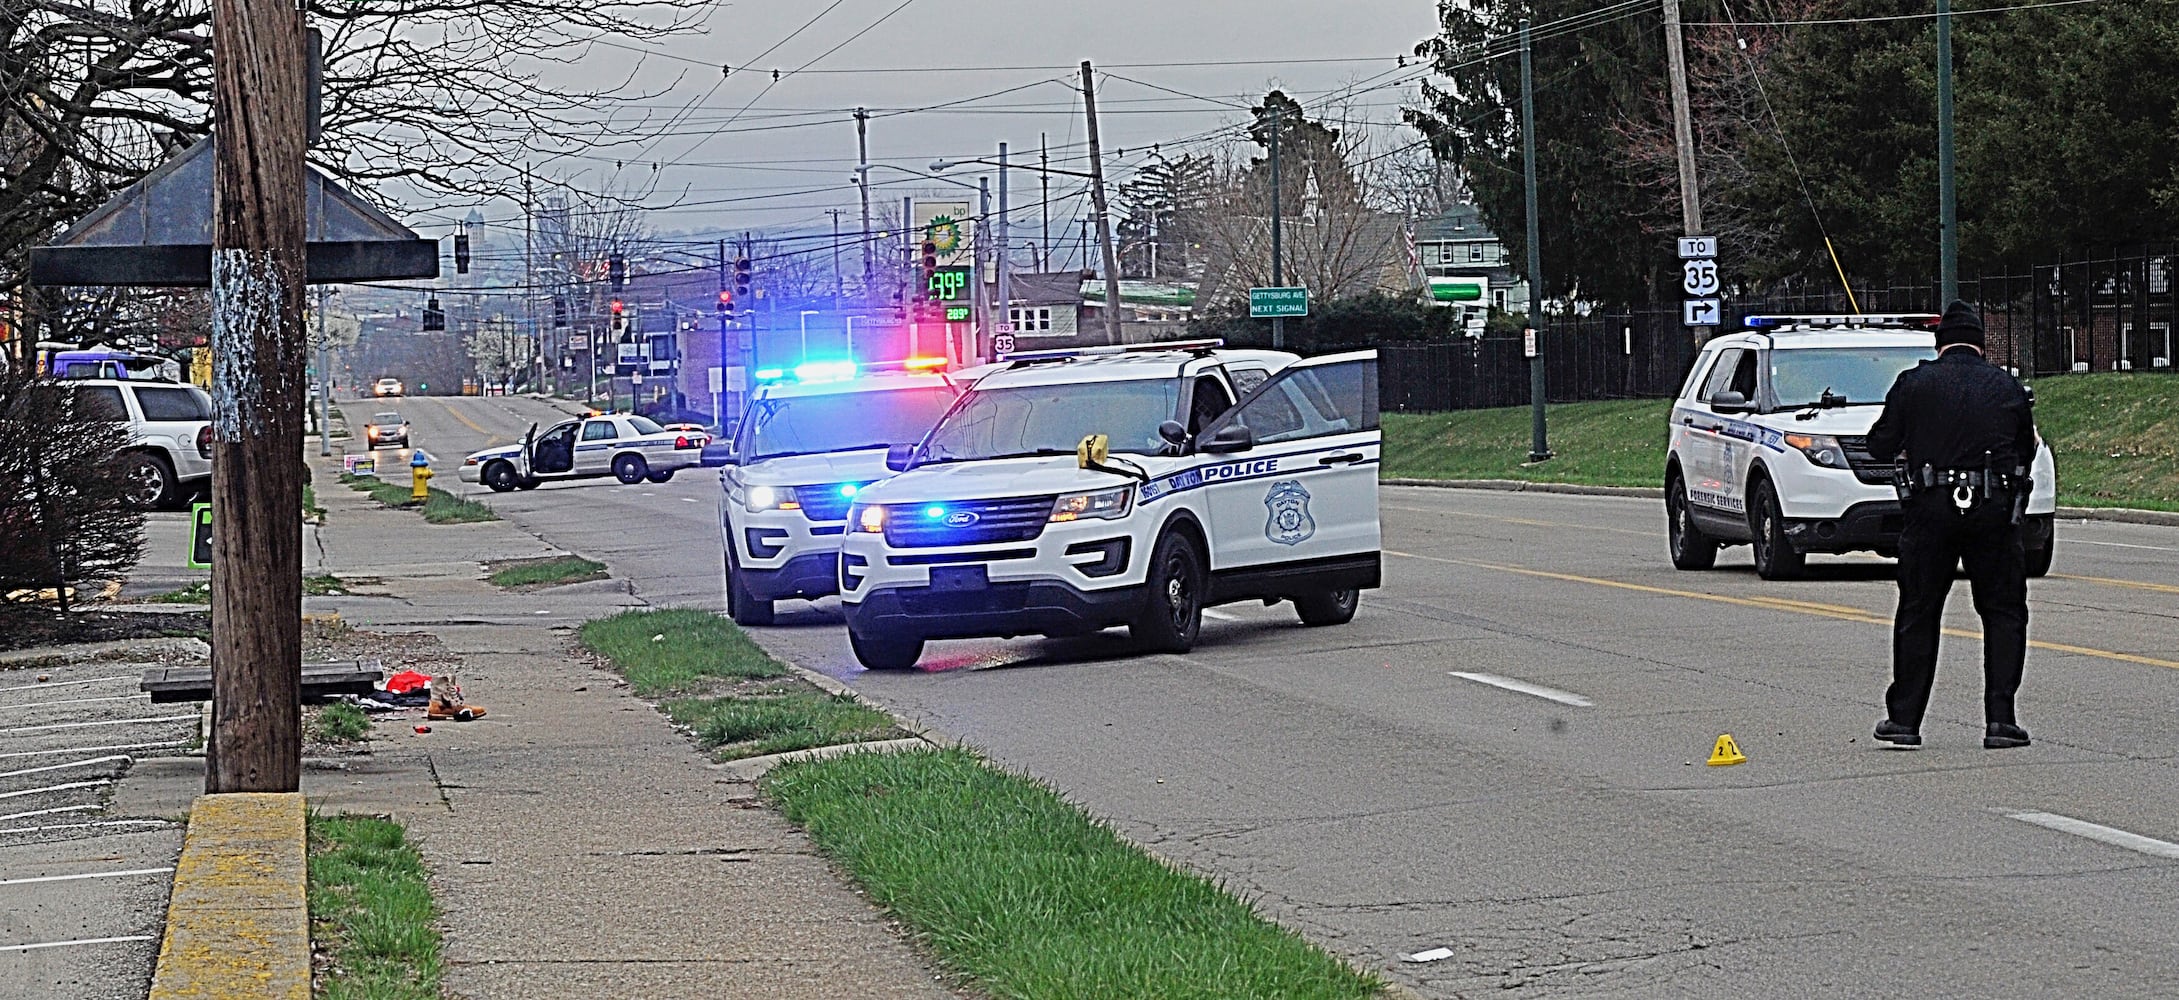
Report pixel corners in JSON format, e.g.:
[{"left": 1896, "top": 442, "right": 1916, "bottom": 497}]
[
  {"left": 1270, "top": 105, "right": 1284, "bottom": 350},
  {"left": 208, "top": 0, "right": 309, "bottom": 792}
]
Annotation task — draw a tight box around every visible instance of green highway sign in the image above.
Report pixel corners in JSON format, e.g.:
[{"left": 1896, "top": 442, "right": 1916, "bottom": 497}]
[{"left": 1249, "top": 286, "right": 1308, "bottom": 318}]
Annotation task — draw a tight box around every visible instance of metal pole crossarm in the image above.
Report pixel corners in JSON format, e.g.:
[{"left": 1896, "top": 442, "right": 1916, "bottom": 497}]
[{"left": 934, "top": 157, "right": 1098, "bottom": 180}]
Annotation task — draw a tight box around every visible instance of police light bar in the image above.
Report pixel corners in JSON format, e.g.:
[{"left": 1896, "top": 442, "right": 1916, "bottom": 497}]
[
  {"left": 998, "top": 338, "right": 1227, "bottom": 363},
  {"left": 1744, "top": 314, "right": 1941, "bottom": 329},
  {"left": 861, "top": 356, "right": 949, "bottom": 373},
  {"left": 792, "top": 360, "right": 858, "bottom": 383},
  {"left": 752, "top": 368, "right": 787, "bottom": 382}
]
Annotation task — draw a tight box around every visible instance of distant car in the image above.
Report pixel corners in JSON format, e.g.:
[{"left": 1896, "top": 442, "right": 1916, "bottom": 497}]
[
  {"left": 363, "top": 412, "right": 410, "bottom": 450},
  {"left": 457, "top": 413, "right": 706, "bottom": 491},
  {"left": 661, "top": 422, "right": 711, "bottom": 447},
  {"left": 374, "top": 377, "right": 404, "bottom": 397},
  {"left": 62, "top": 378, "right": 214, "bottom": 509}
]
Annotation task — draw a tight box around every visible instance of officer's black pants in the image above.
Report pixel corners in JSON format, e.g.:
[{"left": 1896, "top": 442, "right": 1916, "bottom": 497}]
[{"left": 1887, "top": 491, "right": 2028, "bottom": 727}]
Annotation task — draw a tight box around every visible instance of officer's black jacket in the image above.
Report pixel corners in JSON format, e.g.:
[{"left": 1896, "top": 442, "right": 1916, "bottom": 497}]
[{"left": 1866, "top": 349, "right": 2038, "bottom": 470}]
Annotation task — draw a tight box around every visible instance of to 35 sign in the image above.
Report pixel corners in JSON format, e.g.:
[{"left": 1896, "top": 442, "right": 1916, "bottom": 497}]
[{"left": 1682, "top": 258, "right": 1719, "bottom": 297}]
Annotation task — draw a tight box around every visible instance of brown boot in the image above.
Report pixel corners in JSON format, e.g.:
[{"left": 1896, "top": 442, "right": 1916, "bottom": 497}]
[{"left": 427, "top": 677, "right": 487, "bottom": 721}]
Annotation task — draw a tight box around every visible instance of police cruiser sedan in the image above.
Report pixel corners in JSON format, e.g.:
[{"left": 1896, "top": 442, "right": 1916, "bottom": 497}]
[
  {"left": 713, "top": 359, "right": 964, "bottom": 625},
  {"left": 1666, "top": 314, "right": 2057, "bottom": 580},
  {"left": 837, "top": 340, "right": 1381, "bottom": 671},
  {"left": 457, "top": 413, "right": 704, "bottom": 491}
]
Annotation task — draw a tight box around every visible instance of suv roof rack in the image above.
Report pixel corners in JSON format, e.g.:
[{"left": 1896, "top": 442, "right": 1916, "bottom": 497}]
[
  {"left": 999, "top": 338, "right": 1225, "bottom": 366},
  {"left": 1744, "top": 313, "right": 1940, "bottom": 329}
]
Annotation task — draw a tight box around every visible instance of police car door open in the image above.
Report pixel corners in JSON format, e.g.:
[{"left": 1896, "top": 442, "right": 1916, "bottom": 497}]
[{"left": 1189, "top": 350, "right": 1381, "bottom": 571}]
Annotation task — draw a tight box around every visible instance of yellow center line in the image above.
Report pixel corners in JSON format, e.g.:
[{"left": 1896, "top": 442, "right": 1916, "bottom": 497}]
[
  {"left": 438, "top": 398, "right": 491, "bottom": 437},
  {"left": 2049, "top": 572, "right": 2179, "bottom": 596},
  {"left": 1382, "top": 505, "right": 1658, "bottom": 538},
  {"left": 1385, "top": 549, "right": 2179, "bottom": 672}
]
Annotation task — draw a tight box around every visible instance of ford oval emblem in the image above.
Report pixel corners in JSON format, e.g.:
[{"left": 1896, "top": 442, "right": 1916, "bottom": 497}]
[{"left": 944, "top": 510, "right": 981, "bottom": 528}]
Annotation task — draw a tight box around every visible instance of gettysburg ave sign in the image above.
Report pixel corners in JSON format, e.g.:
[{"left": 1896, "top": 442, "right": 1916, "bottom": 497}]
[{"left": 1249, "top": 286, "right": 1309, "bottom": 318}]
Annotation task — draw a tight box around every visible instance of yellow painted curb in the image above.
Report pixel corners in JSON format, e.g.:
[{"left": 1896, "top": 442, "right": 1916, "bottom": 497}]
[{"left": 148, "top": 792, "right": 308, "bottom": 1000}]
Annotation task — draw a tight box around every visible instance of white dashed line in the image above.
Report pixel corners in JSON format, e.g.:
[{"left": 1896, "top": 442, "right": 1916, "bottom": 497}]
[
  {"left": 681, "top": 497, "right": 699, "bottom": 503},
  {"left": 0, "top": 935, "right": 157, "bottom": 953},
  {"left": 2009, "top": 812, "right": 2179, "bottom": 860},
  {"left": 1448, "top": 671, "right": 1594, "bottom": 707},
  {"left": 2069, "top": 539, "right": 2179, "bottom": 553},
  {"left": 0, "top": 867, "right": 174, "bottom": 888}
]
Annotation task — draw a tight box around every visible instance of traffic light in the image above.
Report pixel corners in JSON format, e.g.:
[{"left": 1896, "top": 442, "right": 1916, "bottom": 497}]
[
  {"left": 453, "top": 232, "right": 471, "bottom": 274},
  {"left": 733, "top": 257, "right": 752, "bottom": 302},
  {"left": 716, "top": 288, "right": 734, "bottom": 320},
  {"left": 422, "top": 296, "right": 445, "bottom": 332},
  {"left": 609, "top": 298, "right": 626, "bottom": 335},
  {"left": 919, "top": 241, "right": 939, "bottom": 302},
  {"left": 552, "top": 295, "right": 568, "bottom": 329},
  {"left": 609, "top": 253, "right": 627, "bottom": 293}
]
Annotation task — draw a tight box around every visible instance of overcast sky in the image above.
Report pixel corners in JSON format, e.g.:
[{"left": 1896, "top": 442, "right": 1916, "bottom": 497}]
[{"left": 421, "top": 0, "right": 1446, "bottom": 266}]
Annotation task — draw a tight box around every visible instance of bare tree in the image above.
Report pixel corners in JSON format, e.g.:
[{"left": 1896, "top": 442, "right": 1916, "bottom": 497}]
[{"left": 0, "top": 367, "right": 144, "bottom": 612}]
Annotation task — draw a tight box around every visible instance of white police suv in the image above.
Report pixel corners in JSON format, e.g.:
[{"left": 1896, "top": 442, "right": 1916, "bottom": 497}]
[
  {"left": 836, "top": 340, "right": 1381, "bottom": 670},
  {"left": 457, "top": 412, "right": 705, "bottom": 491},
  {"left": 1666, "top": 315, "right": 2058, "bottom": 580},
  {"left": 713, "top": 359, "right": 965, "bottom": 625}
]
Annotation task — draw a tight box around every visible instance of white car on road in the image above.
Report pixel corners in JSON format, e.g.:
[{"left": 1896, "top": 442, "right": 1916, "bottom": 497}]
[
  {"left": 837, "top": 341, "right": 1382, "bottom": 670},
  {"left": 458, "top": 413, "right": 705, "bottom": 491},
  {"left": 1665, "top": 314, "right": 2058, "bottom": 579},
  {"left": 714, "top": 360, "right": 964, "bottom": 625}
]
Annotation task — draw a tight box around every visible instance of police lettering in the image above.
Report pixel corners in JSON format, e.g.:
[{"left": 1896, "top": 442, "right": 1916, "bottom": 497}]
[{"left": 1200, "top": 458, "right": 1278, "bottom": 482}]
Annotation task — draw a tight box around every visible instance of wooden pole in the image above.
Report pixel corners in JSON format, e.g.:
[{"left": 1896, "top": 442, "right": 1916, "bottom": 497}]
[
  {"left": 208, "top": 0, "right": 308, "bottom": 793},
  {"left": 1080, "top": 61, "right": 1124, "bottom": 345}
]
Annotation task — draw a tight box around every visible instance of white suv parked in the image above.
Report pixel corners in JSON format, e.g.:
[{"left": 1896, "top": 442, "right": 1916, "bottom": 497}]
[
  {"left": 67, "top": 378, "right": 214, "bottom": 509},
  {"left": 837, "top": 341, "right": 1381, "bottom": 670},
  {"left": 1665, "top": 315, "right": 2058, "bottom": 579}
]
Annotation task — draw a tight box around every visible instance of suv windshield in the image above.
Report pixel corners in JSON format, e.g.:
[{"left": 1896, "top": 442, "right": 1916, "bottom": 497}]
[
  {"left": 746, "top": 386, "right": 958, "bottom": 460},
  {"left": 1769, "top": 347, "right": 1935, "bottom": 409},
  {"left": 919, "top": 377, "right": 1180, "bottom": 463}
]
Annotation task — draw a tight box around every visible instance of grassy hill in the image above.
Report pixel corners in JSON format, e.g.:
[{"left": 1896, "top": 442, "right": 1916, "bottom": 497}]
[{"left": 1380, "top": 373, "right": 2179, "bottom": 512}]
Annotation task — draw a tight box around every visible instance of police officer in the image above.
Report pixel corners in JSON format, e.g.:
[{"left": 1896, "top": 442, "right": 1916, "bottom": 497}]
[{"left": 1866, "top": 300, "right": 2037, "bottom": 749}]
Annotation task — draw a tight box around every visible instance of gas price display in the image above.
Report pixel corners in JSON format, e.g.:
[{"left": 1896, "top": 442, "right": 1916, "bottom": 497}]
[{"left": 929, "top": 265, "right": 971, "bottom": 302}]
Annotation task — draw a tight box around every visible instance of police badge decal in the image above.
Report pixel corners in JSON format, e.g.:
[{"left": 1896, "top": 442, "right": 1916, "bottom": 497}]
[{"left": 1264, "top": 480, "right": 1315, "bottom": 545}]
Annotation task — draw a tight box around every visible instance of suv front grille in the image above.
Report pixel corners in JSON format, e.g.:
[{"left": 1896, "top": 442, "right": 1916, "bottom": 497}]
[
  {"left": 795, "top": 484, "right": 860, "bottom": 522},
  {"left": 883, "top": 495, "right": 1056, "bottom": 548},
  {"left": 1835, "top": 435, "right": 1898, "bottom": 486}
]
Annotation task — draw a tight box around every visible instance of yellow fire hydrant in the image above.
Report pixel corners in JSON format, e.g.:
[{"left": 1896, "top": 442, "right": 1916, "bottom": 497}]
[{"left": 410, "top": 451, "right": 433, "bottom": 502}]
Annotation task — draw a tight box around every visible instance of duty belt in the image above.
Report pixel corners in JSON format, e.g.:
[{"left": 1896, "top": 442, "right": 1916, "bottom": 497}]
[{"left": 1919, "top": 467, "right": 2022, "bottom": 512}]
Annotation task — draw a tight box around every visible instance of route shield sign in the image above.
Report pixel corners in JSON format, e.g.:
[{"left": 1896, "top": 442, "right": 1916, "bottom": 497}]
[{"left": 1249, "top": 286, "right": 1308, "bottom": 318}]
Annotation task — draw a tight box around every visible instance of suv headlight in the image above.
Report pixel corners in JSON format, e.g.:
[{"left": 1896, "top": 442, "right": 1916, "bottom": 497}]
[
  {"left": 1051, "top": 487, "right": 1132, "bottom": 523},
  {"left": 1783, "top": 433, "right": 1849, "bottom": 470},
  {"left": 745, "top": 484, "right": 799, "bottom": 512},
  {"left": 851, "top": 503, "right": 885, "bottom": 533}
]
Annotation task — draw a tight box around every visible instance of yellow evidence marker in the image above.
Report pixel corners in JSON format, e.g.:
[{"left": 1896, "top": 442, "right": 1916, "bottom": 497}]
[{"left": 1707, "top": 733, "right": 1748, "bottom": 767}]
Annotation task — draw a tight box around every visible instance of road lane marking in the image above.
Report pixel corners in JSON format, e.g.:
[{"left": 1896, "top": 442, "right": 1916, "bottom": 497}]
[
  {"left": 1448, "top": 671, "right": 1593, "bottom": 707},
  {"left": 0, "top": 866, "right": 174, "bottom": 888},
  {"left": 2050, "top": 572, "right": 2179, "bottom": 596},
  {"left": 0, "top": 805, "right": 100, "bottom": 822},
  {"left": 1385, "top": 551, "right": 2179, "bottom": 672},
  {"left": 1202, "top": 608, "right": 1239, "bottom": 622},
  {"left": 0, "top": 780, "right": 110, "bottom": 801},
  {"left": 0, "top": 755, "right": 132, "bottom": 780},
  {"left": 439, "top": 398, "right": 492, "bottom": 436},
  {"left": 0, "top": 820, "right": 173, "bottom": 837},
  {"left": 681, "top": 497, "right": 699, "bottom": 503},
  {"left": 2070, "top": 538, "right": 2179, "bottom": 553},
  {"left": 2008, "top": 812, "right": 2179, "bottom": 861},
  {"left": 0, "top": 935, "right": 157, "bottom": 953},
  {"left": 1383, "top": 504, "right": 1658, "bottom": 538}
]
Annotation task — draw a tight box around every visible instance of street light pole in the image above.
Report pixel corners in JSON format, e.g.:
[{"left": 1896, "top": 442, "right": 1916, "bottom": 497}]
[
  {"left": 997, "top": 141, "right": 1011, "bottom": 343},
  {"left": 856, "top": 107, "right": 874, "bottom": 296},
  {"left": 1270, "top": 104, "right": 1285, "bottom": 350}
]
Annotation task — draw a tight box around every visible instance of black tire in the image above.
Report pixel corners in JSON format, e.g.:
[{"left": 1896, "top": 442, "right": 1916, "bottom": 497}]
[
  {"left": 723, "top": 545, "right": 774, "bottom": 626},
  {"left": 483, "top": 460, "right": 519, "bottom": 493},
  {"left": 1293, "top": 588, "right": 1360, "bottom": 627},
  {"left": 1665, "top": 470, "right": 1719, "bottom": 570},
  {"left": 645, "top": 468, "right": 675, "bottom": 484},
  {"left": 850, "top": 630, "right": 923, "bottom": 670},
  {"left": 613, "top": 454, "right": 648, "bottom": 485},
  {"left": 516, "top": 476, "right": 541, "bottom": 491},
  {"left": 1130, "top": 531, "right": 1205, "bottom": 653},
  {"left": 2025, "top": 515, "right": 2055, "bottom": 578},
  {"left": 1749, "top": 478, "right": 1805, "bottom": 580},
  {"left": 122, "top": 451, "right": 177, "bottom": 510}
]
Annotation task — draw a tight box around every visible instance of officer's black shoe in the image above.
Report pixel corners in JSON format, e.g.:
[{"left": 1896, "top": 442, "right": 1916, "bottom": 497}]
[
  {"left": 1873, "top": 719, "right": 1922, "bottom": 746},
  {"left": 1984, "top": 723, "right": 2031, "bottom": 749}
]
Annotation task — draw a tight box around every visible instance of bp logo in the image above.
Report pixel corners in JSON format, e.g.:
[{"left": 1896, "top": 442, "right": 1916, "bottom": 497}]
[
  {"left": 1263, "top": 480, "right": 1315, "bottom": 546},
  {"left": 925, "top": 216, "right": 965, "bottom": 254}
]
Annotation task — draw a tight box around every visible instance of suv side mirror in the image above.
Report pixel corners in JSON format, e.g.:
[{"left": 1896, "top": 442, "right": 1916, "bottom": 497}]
[
  {"left": 1156, "top": 420, "right": 1188, "bottom": 447},
  {"left": 1709, "top": 390, "right": 1752, "bottom": 414},
  {"left": 699, "top": 441, "right": 738, "bottom": 467},
  {"left": 886, "top": 443, "right": 916, "bottom": 472},
  {"left": 1200, "top": 424, "right": 1252, "bottom": 454}
]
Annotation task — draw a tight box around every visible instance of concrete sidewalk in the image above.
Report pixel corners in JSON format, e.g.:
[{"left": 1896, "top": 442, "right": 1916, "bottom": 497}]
[{"left": 123, "top": 455, "right": 958, "bottom": 999}]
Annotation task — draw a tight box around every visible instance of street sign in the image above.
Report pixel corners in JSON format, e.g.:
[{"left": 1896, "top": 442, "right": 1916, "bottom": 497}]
[
  {"left": 1684, "top": 298, "right": 1723, "bottom": 326},
  {"left": 1677, "top": 236, "right": 1717, "bottom": 259},
  {"left": 1522, "top": 327, "right": 1538, "bottom": 358},
  {"left": 992, "top": 333, "right": 1017, "bottom": 356},
  {"left": 187, "top": 502, "right": 212, "bottom": 569},
  {"left": 632, "top": 371, "right": 644, "bottom": 386},
  {"left": 707, "top": 366, "right": 723, "bottom": 395},
  {"left": 1682, "top": 258, "right": 1719, "bottom": 297},
  {"left": 726, "top": 366, "right": 747, "bottom": 393},
  {"left": 568, "top": 334, "right": 589, "bottom": 352},
  {"left": 1249, "top": 286, "right": 1309, "bottom": 318}
]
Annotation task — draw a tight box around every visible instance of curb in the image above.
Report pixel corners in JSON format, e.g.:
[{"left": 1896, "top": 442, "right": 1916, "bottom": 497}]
[
  {"left": 707, "top": 737, "right": 929, "bottom": 780},
  {"left": 148, "top": 792, "right": 309, "bottom": 1000},
  {"left": 2054, "top": 505, "right": 2179, "bottom": 528},
  {"left": 1386, "top": 478, "right": 2179, "bottom": 526}
]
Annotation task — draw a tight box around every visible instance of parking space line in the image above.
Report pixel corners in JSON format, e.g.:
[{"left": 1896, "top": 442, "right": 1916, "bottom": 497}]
[
  {"left": 0, "top": 780, "right": 110, "bottom": 801},
  {"left": 2008, "top": 812, "right": 2179, "bottom": 861},
  {"left": 1, "top": 714, "right": 195, "bottom": 735},
  {"left": 0, "top": 867, "right": 174, "bottom": 888},
  {"left": 0, "top": 820, "right": 173, "bottom": 837},
  {"left": 1448, "top": 671, "right": 1594, "bottom": 707},
  {"left": 0, "top": 935, "right": 157, "bottom": 953},
  {"left": 1385, "top": 551, "right": 2179, "bottom": 672},
  {"left": 0, "top": 755, "right": 132, "bottom": 780},
  {"left": 0, "top": 740, "right": 190, "bottom": 761},
  {"left": 0, "top": 694, "right": 147, "bottom": 712},
  {"left": 0, "top": 675, "right": 136, "bottom": 693},
  {"left": 0, "top": 804, "right": 101, "bottom": 822}
]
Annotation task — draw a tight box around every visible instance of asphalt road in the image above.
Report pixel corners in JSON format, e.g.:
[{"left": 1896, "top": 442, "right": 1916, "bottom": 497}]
[{"left": 392, "top": 393, "right": 2179, "bottom": 999}]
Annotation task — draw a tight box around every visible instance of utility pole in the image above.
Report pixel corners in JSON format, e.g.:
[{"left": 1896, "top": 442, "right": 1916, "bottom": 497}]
[
  {"left": 976, "top": 180, "right": 991, "bottom": 359},
  {"left": 855, "top": 108, "right": 874, "bottom": 296},
  {"left": 315, "top": 286, "right": 330, "bottom": 456},
  {"left": 1040, "top": 132, "right": 1052, "bottom": 270},
  {"left": 1520, "top": 18, "right": 1552, "bottom": 463},
  {"left": 524, "top": 169, "right": 539, "bottom": 394},
  {"left": 1936, "top": 0, "right": 1959, "bottom": 303},
  {"left": 1080, "top": 61, "right": 1124, "bottom": 345},
  {"left": 827, "top": 210, "right": 844, "bottom": 301},
  {"left": 1662, "top": 0, "right": 1711, "bottom": 342},
  {"left": 996, "top": 141, "right": 1011, "bottom": 343},
  {"left": 1269, "top": 104, "right": 1285, "bottom": 350},
  {"left": 208, "top": 0, "right": 308, "bottom": 793},
  {"left": 717, "top": 239, "right": 729, "bottom": 427}
]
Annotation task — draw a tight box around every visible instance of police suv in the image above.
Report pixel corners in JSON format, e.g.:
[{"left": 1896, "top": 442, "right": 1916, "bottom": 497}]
[
  {"left": 457, "top": 413, "right": 705, "bottom": 491},
  {"left": 713, "top": 359, "right": 964, "bottom": 625},
  {"left": 1665, "top": 315, "right": 2058, "bottom": 580},
  {"left": 836, "top": 341, "right": 1381, "bottom": 671}
]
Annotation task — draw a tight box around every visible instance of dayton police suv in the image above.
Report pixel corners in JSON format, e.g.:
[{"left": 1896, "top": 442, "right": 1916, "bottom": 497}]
[
  {"left": 835, "top": 341, "right": 1381, "bottom": 671},
  {"left": 1665, "top": 314, "right": 2058, "bottom": 580},
  {"left": 713, "top": 359, "right": 964, "bottom": 625}
]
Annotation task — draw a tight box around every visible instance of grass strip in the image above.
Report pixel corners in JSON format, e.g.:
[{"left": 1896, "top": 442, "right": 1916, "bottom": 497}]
[
  {"left": 486, "top": 555, "right": 608, "bottom": 589},
  {"left": 339, "top": 474, "right": 498, "bottom": 524},
  {"left": 147, "top": 581, "right": 210, "bottom": 604},
  {"left": 304, "top": 479, "right": 326, "bottom": 522},
  {"left": 579, "top": 608, "right": 789, "bottom": 696},
  {"left": 664, "top": 685, "right": 898, "bottom": 760},
  {"left": 765, "top": 747, "right": 1384, "bottom": 1000},
  {"left": 307, "top": 813, "right": 443, "bottom": 1000},
  {"left": 313, "top": 703, "right": 371, "bottom": 743}
]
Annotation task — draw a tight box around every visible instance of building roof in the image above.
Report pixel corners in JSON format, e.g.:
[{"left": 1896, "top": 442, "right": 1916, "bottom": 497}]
[
  {"left": 1413, "top": 203, "right": 1499, "bottom": 243},
  {"left": 1005, "top": 271, "right": 1088, "bottom": 307}
]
